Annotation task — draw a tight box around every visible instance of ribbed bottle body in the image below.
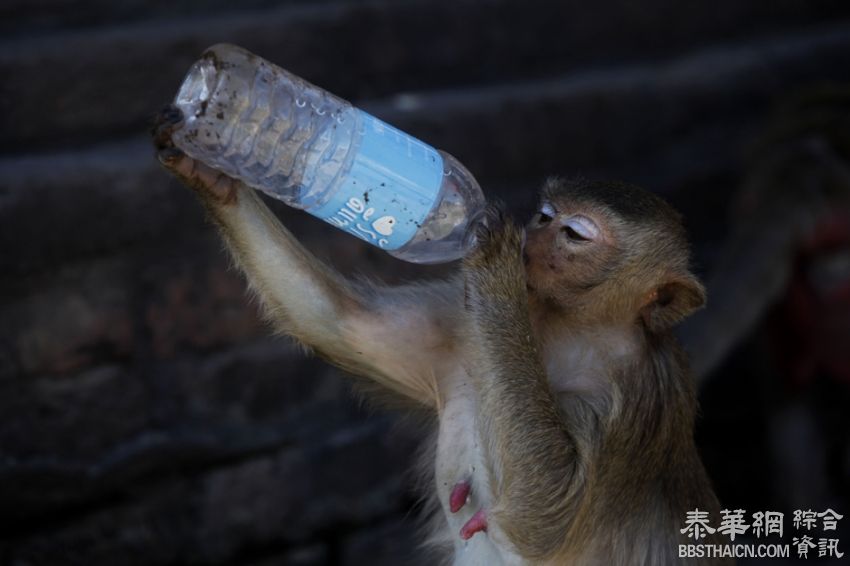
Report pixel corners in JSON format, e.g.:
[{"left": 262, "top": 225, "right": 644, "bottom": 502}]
[{"left": 171, "top": 44, "right": 485, "bottom": 263}]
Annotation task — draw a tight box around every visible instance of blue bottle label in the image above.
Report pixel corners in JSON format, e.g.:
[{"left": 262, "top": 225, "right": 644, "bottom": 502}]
[{"left": 306, "top": 111, "right": 444, "bottom": 250}]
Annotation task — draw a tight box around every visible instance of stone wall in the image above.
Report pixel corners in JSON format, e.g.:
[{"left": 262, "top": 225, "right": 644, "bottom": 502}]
[{"left": 2, "top": 1, "right": 849, "bottom": 564}]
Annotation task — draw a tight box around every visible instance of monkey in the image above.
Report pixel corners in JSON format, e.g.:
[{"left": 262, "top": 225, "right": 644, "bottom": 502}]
[
  {"left": 680, "top": 85, "right": 850, "bottom": 383},
  {"left": 153, "top": 106, "right": 731, "bottom": 565}
]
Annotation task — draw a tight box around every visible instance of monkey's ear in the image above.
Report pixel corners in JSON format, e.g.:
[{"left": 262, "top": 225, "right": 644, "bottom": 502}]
[{"left": 640, "top": 275, "right": 706, "bottom": 332}]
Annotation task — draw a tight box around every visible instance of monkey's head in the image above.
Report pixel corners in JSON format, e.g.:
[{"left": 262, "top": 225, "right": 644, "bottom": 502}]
[{"left": 524, "top": 178, "right": 706, "bottom": 332}]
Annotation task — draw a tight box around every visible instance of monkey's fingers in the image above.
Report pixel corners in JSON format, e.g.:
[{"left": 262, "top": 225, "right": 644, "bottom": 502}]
[
  {"left": 449, "top": 480, "right": 471, "bottom": 513},
  {"left": 472, "top": 202, "right": 509, "bottom": 247},
  {"left": 151, "top": 104, "right": 183, "bottom": 154},
  {"left": 464, "top": 202, "right": 525, "bottom": 275},
  {"left": 151, "top": 104, "right": 240, "bottom": 204},
  {"left": 161, "top": 152, "right": 241, "bottom": 205},
  {"left": 460, "top": 508, "right": 488, "bottom": 540},
  {"left": 151, "top": 104, "right": 190, "bottom": 170}
]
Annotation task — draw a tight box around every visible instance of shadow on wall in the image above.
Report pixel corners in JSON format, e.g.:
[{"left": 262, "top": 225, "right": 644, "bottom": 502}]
[{"left": 0, "top": 1, "right": 849, "bottom": 564}]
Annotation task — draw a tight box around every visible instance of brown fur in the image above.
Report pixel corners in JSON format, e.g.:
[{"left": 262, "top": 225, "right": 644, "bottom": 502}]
[{"left": 153, "top": 107, "right": 731, "bottom": 565}]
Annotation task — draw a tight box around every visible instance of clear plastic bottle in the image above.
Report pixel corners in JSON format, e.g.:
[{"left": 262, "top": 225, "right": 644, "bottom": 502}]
[{"left": 170, "top": 43, "right": 485, "bottom": 263}]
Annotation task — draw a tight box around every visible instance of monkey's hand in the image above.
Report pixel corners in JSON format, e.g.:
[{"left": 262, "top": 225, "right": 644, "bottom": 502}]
[
  {"left": 463, "top": 204, "right": 527, "bottom": 314},
  {"left": 151, "top": 105, "right": 241, "bottom": 205}
]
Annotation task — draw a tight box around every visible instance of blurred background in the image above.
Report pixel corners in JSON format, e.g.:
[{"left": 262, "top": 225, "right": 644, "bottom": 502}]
[{"left": 1, "top": 1, "right": 849, "bottom": 564}]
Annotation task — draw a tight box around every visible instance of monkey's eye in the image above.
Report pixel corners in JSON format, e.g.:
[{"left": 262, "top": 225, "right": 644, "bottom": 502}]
[
  {"left": 537, "top": 203, "right": 556, "bottom": 225},
  {"left": 561, "top": 215, "right": 599, "bottom": 242}
]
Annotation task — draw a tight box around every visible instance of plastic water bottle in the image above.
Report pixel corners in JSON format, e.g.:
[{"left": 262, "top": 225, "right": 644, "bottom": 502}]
[{"left": 170, "top": 43, "right": 485, "bottom": 263}]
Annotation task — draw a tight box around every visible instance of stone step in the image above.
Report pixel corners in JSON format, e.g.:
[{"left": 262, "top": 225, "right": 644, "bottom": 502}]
[
  {"left": 0, "top": 332, "right": 412, "bottom": 514},
  {"left": 1, "top": 0, "right": 343, "bottom": 38},
  {"left": 2, "top": 416, "right": 419, "bottom": 565},
  {"left": 3, "top": 0, "right": 848, "bottom": 151}
]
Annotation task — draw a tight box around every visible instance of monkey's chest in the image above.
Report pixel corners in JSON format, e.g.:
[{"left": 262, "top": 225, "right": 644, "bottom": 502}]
[
  {"left": 435, "top": 377, "right": 520, "bottom": 566},
  {"left": 436, "top": 382, "right": 489, "bottom": 511}
]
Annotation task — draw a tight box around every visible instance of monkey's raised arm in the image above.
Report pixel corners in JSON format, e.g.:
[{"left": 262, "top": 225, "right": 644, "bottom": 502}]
[
  {"left": 154, "top": 111, "right": 449, "bottom": 405},
  {"left": 462, "top": 209, "right": 578, "bottom": 560}
]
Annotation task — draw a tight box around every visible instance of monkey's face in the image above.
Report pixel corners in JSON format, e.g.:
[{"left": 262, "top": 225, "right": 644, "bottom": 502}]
[
  {"left": 522, "top": 178, "right": 706, "bottom": 330},
  {"left": 523, "top": 198, "right": 622, "bottom": 308}
]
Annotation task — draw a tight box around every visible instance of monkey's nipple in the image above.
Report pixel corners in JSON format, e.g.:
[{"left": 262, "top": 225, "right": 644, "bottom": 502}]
[
  {"left": 460, "top": 508, "right": 488, "bottom": 540},
  {"left": 449, "top": 480, "right": 471, "bottom": 513}
]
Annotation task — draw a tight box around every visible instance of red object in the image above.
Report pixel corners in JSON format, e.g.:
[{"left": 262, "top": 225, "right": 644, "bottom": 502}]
[
  {"left": 776, "top": 211, "right": 850, "bottom": 386},
  {"left": 460, "top": 509, "right": 488, "bottom": 540},
  {"left": 450, "top": 480, "right": 471, "bottom": 513}
]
